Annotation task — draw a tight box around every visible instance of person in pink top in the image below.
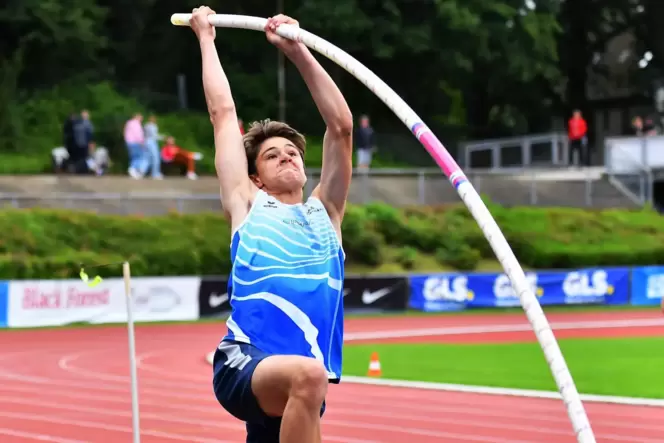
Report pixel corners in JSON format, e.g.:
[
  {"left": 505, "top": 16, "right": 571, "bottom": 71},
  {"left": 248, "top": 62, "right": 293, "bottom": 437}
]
[{"left": 124, "top": 113, "right": 149, "bottom": 178}]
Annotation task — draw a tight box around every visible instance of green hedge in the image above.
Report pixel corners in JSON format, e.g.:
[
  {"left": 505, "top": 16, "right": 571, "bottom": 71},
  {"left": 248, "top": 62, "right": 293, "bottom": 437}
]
[{"left": 0, "top": 202, "right": 662, "bottom": 279}]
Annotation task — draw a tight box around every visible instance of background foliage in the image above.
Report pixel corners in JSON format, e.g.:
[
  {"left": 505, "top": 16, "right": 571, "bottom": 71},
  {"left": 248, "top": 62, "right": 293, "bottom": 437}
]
[{"left": 0, "top": 1, "right": 660, "bottom": 173}]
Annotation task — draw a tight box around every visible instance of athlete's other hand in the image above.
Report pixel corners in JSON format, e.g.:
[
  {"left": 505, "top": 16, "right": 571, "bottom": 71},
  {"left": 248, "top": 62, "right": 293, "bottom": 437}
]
[
  {"left": 190, "top": 6, "right": 216, "bottom": 42},
  {"left": 265, "top": 15, "right": 301, "bottom": 53}
]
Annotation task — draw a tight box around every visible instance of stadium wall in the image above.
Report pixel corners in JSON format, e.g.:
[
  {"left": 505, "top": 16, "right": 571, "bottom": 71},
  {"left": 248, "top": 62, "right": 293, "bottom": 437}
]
[{"left": 0, "top": 267, "right": 661, "bottom": 328}]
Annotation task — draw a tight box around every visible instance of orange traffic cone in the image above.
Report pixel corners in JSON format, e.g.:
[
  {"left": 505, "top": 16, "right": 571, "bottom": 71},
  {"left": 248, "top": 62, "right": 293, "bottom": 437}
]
[{"left": 367, "top": 351, "right": 382, "bottom": 377}]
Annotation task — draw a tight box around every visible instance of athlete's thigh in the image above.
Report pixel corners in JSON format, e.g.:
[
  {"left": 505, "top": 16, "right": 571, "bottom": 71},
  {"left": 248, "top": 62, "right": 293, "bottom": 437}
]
[
  {"left": 251, "top": 354, "right": 328, "bottom": 417},
  {"left": 212, "top": 340, "right": 270, "bottom": 423}
]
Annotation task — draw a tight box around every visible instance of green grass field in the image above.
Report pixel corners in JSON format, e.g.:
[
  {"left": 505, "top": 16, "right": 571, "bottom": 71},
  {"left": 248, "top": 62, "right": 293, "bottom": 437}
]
[{"left": 342, "top": 336, "right": 664, "bottom": 399}]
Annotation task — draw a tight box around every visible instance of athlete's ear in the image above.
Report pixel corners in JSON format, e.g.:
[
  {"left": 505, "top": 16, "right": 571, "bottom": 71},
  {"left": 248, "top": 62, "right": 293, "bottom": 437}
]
[{"left": 249, "top": 174, "right": 263, "bottom": 189}]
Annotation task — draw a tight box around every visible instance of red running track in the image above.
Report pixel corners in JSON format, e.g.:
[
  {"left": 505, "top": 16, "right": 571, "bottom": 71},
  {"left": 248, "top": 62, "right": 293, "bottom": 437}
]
[{"left": 0, "top": 309, "right": 661, "bottom": 442}]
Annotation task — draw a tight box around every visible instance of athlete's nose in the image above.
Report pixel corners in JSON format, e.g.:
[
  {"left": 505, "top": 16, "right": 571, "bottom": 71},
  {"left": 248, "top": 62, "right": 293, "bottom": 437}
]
[{"left": 280, "top": 154, "right": 293, "bottom": 164}]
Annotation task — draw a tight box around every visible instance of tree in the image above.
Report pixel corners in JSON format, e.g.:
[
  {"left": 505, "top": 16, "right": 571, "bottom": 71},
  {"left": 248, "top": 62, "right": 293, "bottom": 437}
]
[{"left": 0, "top": 0, "right": 108, "bottom": 89}]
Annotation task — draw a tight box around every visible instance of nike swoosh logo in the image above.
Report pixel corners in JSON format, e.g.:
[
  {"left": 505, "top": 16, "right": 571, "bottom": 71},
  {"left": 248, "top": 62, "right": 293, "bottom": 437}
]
[
  {"left": 361, "top": 287, "right": 392, "bottom": 304},
  {"left": 209, "top": 293, "right": 229, "bottom": 308}
]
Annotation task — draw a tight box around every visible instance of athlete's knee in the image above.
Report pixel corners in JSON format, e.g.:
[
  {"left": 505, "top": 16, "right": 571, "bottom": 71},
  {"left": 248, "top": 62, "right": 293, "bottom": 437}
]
[{"left": 289, "top": 359, "right": 328, "bottom": 407}]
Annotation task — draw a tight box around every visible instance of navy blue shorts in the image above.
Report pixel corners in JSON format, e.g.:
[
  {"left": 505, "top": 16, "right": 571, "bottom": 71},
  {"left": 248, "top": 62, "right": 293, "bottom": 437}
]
[{"left": 212, "top": 339, "right": 327, "bottom": 443}]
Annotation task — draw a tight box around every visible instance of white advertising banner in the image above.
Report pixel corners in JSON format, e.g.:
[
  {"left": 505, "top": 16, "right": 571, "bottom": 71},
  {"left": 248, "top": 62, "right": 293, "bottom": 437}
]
[{"left": 7, "top": 276, "right": 201, "bottom": 328}]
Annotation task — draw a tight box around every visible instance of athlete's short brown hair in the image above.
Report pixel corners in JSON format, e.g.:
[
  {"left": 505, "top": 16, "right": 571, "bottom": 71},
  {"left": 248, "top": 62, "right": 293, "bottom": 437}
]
[{"left": 243, "top": 119, "right": 306, "bottom": 175}]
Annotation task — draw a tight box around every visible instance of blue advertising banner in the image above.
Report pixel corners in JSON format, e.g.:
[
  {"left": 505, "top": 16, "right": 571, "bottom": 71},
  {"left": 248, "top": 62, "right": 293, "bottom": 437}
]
[
  {"left": 409, "top": 274, "right": 472, "bottom": 312},
  {"left": 0, "top": 281, "right": 8, "bottom": 327},
  {"left": 538, "top": 267, "right": 631, "bottom": 306},
  {"left": 409, "top": 267, "right": 630, "bottom": 312},
  {"left": 631, "top": 266, "right": 664, "bottom": 306}
]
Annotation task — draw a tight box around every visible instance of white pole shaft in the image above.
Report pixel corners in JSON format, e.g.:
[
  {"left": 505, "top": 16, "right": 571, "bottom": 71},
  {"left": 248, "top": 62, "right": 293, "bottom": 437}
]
[
  {"left": 170, "top": 13, "right": 596, "bottom": 442},
  {"left": 123, "top": 261, "right": 141, "bottom": 443}
]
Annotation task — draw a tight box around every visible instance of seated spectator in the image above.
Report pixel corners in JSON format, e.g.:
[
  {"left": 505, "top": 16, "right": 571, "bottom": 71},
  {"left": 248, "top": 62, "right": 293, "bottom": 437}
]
[
  {"left": 161, "top": 136, "right": 202, "bottom": 180},
  {"left": 87, "top": 142, "right": 112, "bottom": 175},
  {"left": 51, "top": 147, "right": 70, "bottom": 173},
  {"left": 51, "top": 142, "right": 111, "bottom": 176}
]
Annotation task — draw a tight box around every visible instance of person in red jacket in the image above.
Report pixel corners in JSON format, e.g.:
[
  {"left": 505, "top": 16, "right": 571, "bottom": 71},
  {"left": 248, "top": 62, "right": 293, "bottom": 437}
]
[
  {"left": 568, "top": 110, "right": 588, "bottom": 166},
  {"left": 161, "top": 136, "right": 202, "bottom": 180}
]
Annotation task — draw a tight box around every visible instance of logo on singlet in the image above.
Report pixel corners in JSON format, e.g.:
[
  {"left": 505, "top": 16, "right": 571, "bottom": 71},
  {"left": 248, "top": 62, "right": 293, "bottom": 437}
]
[
  {"left": 283, "top": 219, "right": 310, "bottom": 227},
  {"left": 306, "top": 206, "right": 323, "bottom": 215}
]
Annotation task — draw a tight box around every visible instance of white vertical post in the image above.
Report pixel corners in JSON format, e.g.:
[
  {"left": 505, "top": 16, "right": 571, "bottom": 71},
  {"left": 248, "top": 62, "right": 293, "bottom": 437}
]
[{"left": 123, "top": 261, "right": 141, "bottom": 443}]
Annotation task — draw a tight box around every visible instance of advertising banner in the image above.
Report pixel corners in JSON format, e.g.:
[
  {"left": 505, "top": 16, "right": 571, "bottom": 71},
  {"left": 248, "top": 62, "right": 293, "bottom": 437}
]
[
  {"left": 198, "top": 275, "right": 409, "bottom": 317},
  {"left": 408, "top": 273, "right": 472, "bottom": 312},
  {"left": 0, "top": 281, "right": 8, "bottom": 327},
  {"left": 631, "top": 266, "right": 664, "bottom": 306},
  {"left": 198, "top": 277, "right": 231, "bottom": 318},
  {"left": 409, "top": 267, "right": 630, "bottom": 312},
  {"left": 343, "top": 276, "right": 409, "bottom": 311},
  {"left": 7, "top": 277, "right": 201, "bottom": 328}
]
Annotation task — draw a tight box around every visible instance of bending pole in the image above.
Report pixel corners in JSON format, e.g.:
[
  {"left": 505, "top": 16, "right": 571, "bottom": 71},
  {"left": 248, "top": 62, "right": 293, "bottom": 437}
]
[{"left": 170, "top": 13, "right": 597, "bottom": 442}]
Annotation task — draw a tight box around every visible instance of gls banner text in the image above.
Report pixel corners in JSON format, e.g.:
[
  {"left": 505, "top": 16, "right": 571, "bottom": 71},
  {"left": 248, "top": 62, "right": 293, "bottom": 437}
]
[
  {"left": 409, "top": 267, "right": 630, "bottom": 312},
  {"left": 631, "top": 266, "right": 664, "bottom": 306}
]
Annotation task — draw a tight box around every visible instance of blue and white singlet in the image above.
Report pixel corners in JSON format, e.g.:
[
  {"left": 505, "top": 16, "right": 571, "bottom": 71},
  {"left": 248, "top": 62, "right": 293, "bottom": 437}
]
[{"left": 222, "top": 189, "right": 345, "bottom": 380}]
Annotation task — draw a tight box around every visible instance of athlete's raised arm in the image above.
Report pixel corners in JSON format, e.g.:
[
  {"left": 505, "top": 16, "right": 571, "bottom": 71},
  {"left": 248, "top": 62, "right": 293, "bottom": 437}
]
[
  {"left": 266, "top": 15, "right": 353, "bottom": 227},
  {"left": 190, "top": 7, "right": 255, "bottom": 227}
]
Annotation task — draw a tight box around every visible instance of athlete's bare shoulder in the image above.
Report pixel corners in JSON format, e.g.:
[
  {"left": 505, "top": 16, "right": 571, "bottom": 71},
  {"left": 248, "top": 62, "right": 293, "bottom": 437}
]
[{"left": 225, "top": 183, "right": 259, "bottom": 234}]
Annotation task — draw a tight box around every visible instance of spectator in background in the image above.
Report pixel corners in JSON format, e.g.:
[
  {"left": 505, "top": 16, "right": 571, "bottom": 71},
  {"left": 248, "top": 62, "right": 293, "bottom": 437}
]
[
  {"left": 643, "top": 117, "right": 659, "bottom": 136},
  {"left": 62, "top": 112, "right": 77, "bottom": 163},
  {"left": 631, "top": 116, "right": 644, "bottom": 136},
  {"left": 161, "top": 136, "right": 202, "bottom": 180},
  {"left": 124, "top": 113, "right": 148, "bottom": 179},
  {"left": 567, "top": 109, "right": 588, "bottom": 167},
  {"left": 631, "top": 115, "right": 659, "bottom": 136},
  {"left": 64, "top": 110, "right": 94, "bottom": 172},
  {"left": 144, "top": 115, "right": 165, "bottom": 180},
  {"left": 355, "top": 114, "right": 375, "bottom": 170},
  {"left": 74, "top": 110, "right": 94, "bottom": 153},
  {"left": 87, "top": 141, "right": 111, "bottom": 175},
  {"left": 52, "top": 140, "right": 110, "bottom": 176}
]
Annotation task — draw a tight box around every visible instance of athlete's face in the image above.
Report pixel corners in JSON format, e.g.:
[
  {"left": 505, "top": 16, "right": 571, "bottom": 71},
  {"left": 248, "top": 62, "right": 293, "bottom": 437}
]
[{"left": 252, "top": 136, "right": 306, "bottom": 191}]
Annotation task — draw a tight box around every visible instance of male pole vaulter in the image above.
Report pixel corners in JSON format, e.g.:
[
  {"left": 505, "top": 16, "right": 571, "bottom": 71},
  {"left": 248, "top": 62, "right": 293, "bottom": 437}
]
[{"left": 189, "top": 6, "right": 353, "bottom": 443}]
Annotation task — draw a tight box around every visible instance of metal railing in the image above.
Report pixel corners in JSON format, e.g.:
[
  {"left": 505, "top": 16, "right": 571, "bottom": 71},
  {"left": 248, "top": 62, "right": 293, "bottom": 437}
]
[
  {"left": 459, "top": 132, "right": 569, "bottom": 169},
  {"left": 0, "top": 167, "right": 640, "bottom": 214},
  {"left": 604, "top": 135, "right": 664, "bottom": 173},
  {"left": 603, "top": 136, "right": 655, "bottom": 206}
]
